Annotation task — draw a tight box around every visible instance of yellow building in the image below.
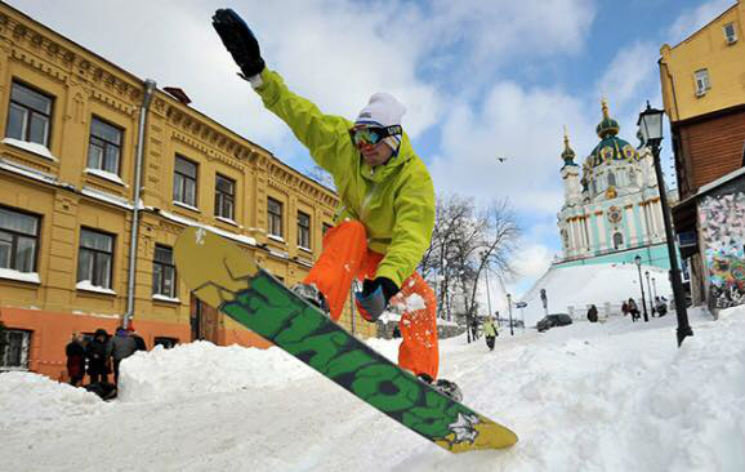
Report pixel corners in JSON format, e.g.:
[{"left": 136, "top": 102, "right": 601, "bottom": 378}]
[
  {"left": 0, "top": 3, "right": 375, "bottom": 380},
  {"left": 659, "top": 0, "right": 745, "bottom": 310}
]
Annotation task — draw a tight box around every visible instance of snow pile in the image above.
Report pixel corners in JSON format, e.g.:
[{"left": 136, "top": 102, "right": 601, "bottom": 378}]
[
  {"left": 117, "top": 341, "right": 316, "bottom": 403},
  {"left": 0, "top": 372, "right": 106, "bottom": 429},
  {"left": 519, "top": 262, "right": 673, "bottom": 325}
]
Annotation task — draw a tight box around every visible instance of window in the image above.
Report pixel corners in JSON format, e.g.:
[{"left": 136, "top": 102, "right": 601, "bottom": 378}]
[
  {"left": 153, "top": 337, "right": 178, "bottom": 349},
  {"left": 87, "top": 117, "right": 122, "bottom": 174},
  {"left": 694, "top": 69, "right": 710, "bottom": 96},
  {"left": 267, "top": 197, "right": 283, "bottom": 238},
  {"left": 0, "top": 207, "right": 40, "bottom": 273},
  {"left": 297, "top": 211, "right": 311, "bottom": 249},
  {"left": 608, "top": 171, "right": 616, "bottom": 187},
  {"left": 77, "top": 228, "right": 114, "bottom": 289},
  {"left": 152, "top": 244, "right": 176, "bottom": 298},
  {"left": 724, "top": 22, "right": 737, "bottom": 44},
  {"left": 214, "top": 174, "right": 235, "bottom": 220},
  {"left": 173, "top": 156, "right": 198, "bottom": 207},
  {"left": 1, "top": 329, "right": 31, "bottom": 370},
  {"left": 5, "top": 81, "right": 53, "bottom": 146},
  {"left": 613, "top": 232, "right": 624, "bottom": 250}
]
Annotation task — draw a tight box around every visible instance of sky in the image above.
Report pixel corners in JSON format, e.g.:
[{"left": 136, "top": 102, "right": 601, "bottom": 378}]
[{"left": 7, "top": 0, "right": 736, "bottom": 298}]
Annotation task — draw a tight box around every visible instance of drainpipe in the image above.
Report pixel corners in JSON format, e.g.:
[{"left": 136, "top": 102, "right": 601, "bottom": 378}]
[{"left": 124, "top": 79, "right": 157, "bottom": 329}]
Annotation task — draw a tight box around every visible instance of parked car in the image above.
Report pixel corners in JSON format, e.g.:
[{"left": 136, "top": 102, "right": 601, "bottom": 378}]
[{"left": 536, "top": 314, "right": 573, "bottom": 332}]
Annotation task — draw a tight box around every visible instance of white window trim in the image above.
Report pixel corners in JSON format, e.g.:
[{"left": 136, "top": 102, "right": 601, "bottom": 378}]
[
  {"left": 152, "top": 294, "right": 181, "bottom": 304},
  {"left": 76, "top": 280, "right": 116, "bottom": 295},
  {"left": 173, "top": 200, "right": 200, "bottom": 212},
  {"left": 268, "top": 234, "right": 286, "bottom": 244},
  {"left": 298, "top": 245, "right": 313, "bottom": 254},
  {"left": 215, "top": 215, "right": 238, "bottom": 227},
  {"left": 84, "top": 168, "right": 127, "bottom": 187},
  {"left": 0, "top": 268, "right": 40, "bottom": 284},
  {"left": 2, "top": 137, "right": 58, "bottom": 162}
]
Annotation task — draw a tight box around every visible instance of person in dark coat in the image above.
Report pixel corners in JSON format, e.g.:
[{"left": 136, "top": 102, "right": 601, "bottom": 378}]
[
  {"left": 587, "top": 305, "right": 599, "bottom": 323},
  {"left": 65, "top": 332, "right": 86, "bottom": 386},
  {"left": 128, "top": 324, "right": 147, "bottom": 352},
  {"left": 111, "top": 327, "right": 138, "bottom": 385},
  {"left": 628, "top": 298, "right": 640, "bottom": 322},
  {"left": 86, "top": 329, "right": 111, "bottom": 384}
]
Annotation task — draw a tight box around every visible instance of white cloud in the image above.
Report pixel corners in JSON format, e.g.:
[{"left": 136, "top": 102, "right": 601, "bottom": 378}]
[
  {"left": 429, "top": 81, "right": 596, "bottom": 215},
  {"left": 596, "top": 41, "right": 659, "bottom": 110},
  {"left": 667, "top": 0, "right": 735, "bottom": 45}
]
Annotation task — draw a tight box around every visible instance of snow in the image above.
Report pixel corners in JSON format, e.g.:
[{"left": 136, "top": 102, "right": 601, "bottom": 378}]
[
  {"left": 0, "top": 268, "right": 40, "bottom": 284},
  {"left": 80, "top": 185, "right": 134, "bottom": 210},
  {"left": 84, "top": 167, "right": 128, "bottom": 186},
  {"left": 519, "top": 263, "right": 674, "bottom": 326},
  {"left": 2, "top": 306, "right": 745, "bottom": 471},
  {"left": 158, "top": 210, "right": 257, "bottom": 247},
  {"left": 2, "top": 137, "right": 58, "bottom": 161},
  {"left": 152, "top": 294, "right": 180, "bottom": 303},
  {"left": 75, "top": 280, "right": 116, "bottom": 295}
]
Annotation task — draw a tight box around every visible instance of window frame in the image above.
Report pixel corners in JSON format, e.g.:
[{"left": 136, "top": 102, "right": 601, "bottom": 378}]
[
  {"left": 173, "top": 155, "right": 199, "bottom": 207},
  {"left": 267, "top": 197, "right": 284, "bottom": 238},
  {"left": 5, "top": 80, "right": 54, "bottom": 147},
  {"left": 214, "top": 174, "right": 236, "bottom": 221},
  {"left": 297, "top": 211, "right": 311, "bottom": 250},
  {"left": 0, "top": 206, "right": 41, "bottom": 273},
  {"left": 76, "top": 227, "right": 115, "bottom": 289},
  {"left": 724, "top": 22, "right": 737, "bottom": 43},
  {"left": 613, "top": 232, "right": 624, "bottom": 250},
  {"left": 694, "top": 69, "right": 711, "bottom": 95},
  {"left": 87, "top": 115, "right": 123, "bottom": 175},
  {"left": 152, "top": 244, "right": 177, "bottom": 298},
  {"left": 0, "top": 328, "right": 32, "bottom": 371}
]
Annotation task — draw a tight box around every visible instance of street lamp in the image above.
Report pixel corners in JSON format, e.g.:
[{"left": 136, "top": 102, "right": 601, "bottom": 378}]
[
  {"left": 645, "top": 270, "right": 654, "bottom": 317},
  {"left": 638, "top": 101, "right": 693, "bottom": 345},
  {"left": 634, "top": 255, "right": 649, "bottom": 322}
]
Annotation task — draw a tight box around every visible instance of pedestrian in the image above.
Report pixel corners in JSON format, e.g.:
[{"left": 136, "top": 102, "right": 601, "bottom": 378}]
[
  {"left": 628, "top": 298, "right": 639, "bottom": 321},
  {"left": 128, "top": 324, "right": 147, "bottom": 351},
  {"left": 65, "top": 332, "right": 86, "bottom": 386},
  {"left": 587, "top": 304, "right": 599, "bottom": 323},
  {"left": 110, "top": 326, "right": 138, "bottom": 385},
  {"left": 85, "top": 329, "right": 111, "bottom": 385},
  {"left": 211, "top": 9, "right": 460, "bottom": 401},
  {"left": 483, "top": 316, "right": 498, "bottom": 351}
]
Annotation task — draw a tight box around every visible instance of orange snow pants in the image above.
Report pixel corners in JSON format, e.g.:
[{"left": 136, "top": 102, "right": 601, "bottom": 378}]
[{"left": 303, "top": 220, "right": 439, "bottom": 379}]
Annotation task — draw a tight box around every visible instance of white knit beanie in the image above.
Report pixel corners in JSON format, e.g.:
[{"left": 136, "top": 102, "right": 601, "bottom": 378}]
[{"left": 355, "top": 92, "right": 406, "bottom": 150}]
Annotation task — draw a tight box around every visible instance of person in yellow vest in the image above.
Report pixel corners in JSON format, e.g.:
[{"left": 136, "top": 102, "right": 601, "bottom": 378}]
[
  {"left": 483, "top": 316, "right": 498, "bottom": 351},
  {"left": 212, "top": 9, "right": 462, "bottom": 400}
]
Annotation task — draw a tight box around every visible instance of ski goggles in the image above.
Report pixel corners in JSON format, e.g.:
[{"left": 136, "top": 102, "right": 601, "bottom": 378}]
[{"left": 348, "top": 125, "right": 402, "bottom": 149}]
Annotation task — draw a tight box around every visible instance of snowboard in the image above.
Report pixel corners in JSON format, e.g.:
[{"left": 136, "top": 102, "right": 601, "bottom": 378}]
[{"left": 174, "top": 226, "right": 518, "bottom": 453}]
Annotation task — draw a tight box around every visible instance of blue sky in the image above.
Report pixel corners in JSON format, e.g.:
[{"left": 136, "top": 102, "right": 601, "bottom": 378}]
[{"left": 9, "top": 0, "right": 735, "bottom": 303}]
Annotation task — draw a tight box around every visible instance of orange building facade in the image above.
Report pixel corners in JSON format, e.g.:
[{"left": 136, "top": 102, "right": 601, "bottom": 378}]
[{"left": 0, "top": 4, "right": 375, "bottom": 381}]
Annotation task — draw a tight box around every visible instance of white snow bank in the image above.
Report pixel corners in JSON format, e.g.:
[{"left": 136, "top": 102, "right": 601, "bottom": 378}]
[
  {"left": 519, "top": 262, "right": 673, "bottom": 325},
  {"left": 117, "top": 341, "right": 316, "bottom": 403},
  {"left": 0, "top": 372, "right": 105, "bottom": 429}
]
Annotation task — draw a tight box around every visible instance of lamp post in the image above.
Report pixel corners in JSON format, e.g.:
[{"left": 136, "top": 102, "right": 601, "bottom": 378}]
[
  {"left": 645, "top": 270, "right": 654, "bottom": 317},
  {"left": 634, "top": 255, "right": 649, "bottom": 322},
  {"left": 638, "top": 101, "right": 693, "bottom": 345},
  {"left": 652, "top": 277, "right": 658, "bottom": 300}
]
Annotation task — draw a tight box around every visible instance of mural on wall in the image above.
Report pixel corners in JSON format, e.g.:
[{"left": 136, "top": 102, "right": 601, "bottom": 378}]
[{"left": 698, "top": 177, "right": 745, "bottom": 309}]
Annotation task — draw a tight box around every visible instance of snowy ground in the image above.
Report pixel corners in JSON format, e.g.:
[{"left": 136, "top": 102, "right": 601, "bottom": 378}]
[{"left": 2, "top": 306, "right": 745, "bottom": 472}]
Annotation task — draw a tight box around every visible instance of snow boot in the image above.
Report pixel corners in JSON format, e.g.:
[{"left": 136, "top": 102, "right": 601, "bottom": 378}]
[
  {"left": 291, "top": 283, "right": 330, "bottom": 316},
  {"left": 417, "top": 373, "right": 464, "bottom": 403}
]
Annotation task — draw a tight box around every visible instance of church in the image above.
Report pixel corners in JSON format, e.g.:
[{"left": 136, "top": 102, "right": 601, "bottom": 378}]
[{"left": 556, "top": 101, "right": 671, "bottom": 269}]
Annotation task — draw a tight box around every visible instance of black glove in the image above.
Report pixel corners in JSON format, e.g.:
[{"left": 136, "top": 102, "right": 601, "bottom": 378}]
[
  {"left": 355, "top": 277, "right": 400, "bottom": 322},
  {"left": 212, "top": 9, "right": 265, "bottom": 79}
]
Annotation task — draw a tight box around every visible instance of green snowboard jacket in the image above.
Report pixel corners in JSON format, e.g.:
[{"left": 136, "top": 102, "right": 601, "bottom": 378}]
[{"left": 254, "top": 69, "right": 435, "bottom": 288}]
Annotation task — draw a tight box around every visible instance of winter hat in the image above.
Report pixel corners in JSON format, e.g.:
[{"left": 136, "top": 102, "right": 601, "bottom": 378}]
[{"left": 355, "top": 92, "right": 406, "bottom": 150}]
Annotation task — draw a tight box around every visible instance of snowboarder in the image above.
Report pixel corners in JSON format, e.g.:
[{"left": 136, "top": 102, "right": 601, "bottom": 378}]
[
  {"left": 212, "top": 8, "right": 449, "bottom": 394},
  {"left": 65, "top": 332, "right": 86, "bottom": 386},
  {"left": 483, "top": 317, "right": 498, "bottom": 351}
]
